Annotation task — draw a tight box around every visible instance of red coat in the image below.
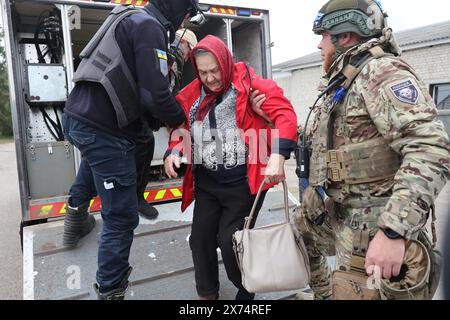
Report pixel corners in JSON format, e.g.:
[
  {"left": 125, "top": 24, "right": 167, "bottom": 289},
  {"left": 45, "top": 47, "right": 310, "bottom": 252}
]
[{"left": 168, "top": 62, "right": 298, "bottom": 212}]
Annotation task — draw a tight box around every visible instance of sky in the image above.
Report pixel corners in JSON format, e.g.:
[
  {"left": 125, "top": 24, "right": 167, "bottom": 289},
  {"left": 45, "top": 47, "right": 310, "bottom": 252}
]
[{"left": 206, "top": 0, "right": 450, "bottom": 65}]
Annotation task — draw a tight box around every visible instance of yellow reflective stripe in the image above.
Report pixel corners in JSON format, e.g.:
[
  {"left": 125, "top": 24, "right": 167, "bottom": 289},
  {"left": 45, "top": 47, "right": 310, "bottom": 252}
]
[
  {"left": 144, "top": 192, "right": 150, "bottom": 200},
  {"left": 170, "top": 188, "right": 182, "bottom": 197},
  {"left": 220, "top": 8, "right": 226, "bottom": 14},
  {"left": 59, "top": 204, "right": 67, "bottom": 214},
  {"left": 136, "top": 0, "right": 143, "bottom": 5},
  {"left": 90, "top": 199, "right": 95, "bottom": 207},
  {"left": 154, "top": 190, "right": 166, "bottom": 201},
  {"left": 125, "top": 0, "right": 132, "bottom": 5},
  {"left": 40, "top": 205, "right": 53, "bottom": 216},
  {"left": 114, "top": 0, "right": 122, "bottom": 4}
]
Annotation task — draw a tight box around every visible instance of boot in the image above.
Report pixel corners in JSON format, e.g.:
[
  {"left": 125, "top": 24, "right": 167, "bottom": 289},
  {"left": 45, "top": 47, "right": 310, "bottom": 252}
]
[
  {"left": 63, "top": 201, "right": 96, "bottom": 249},
  {"left": 94, "top": 266, "right": 132, "bottom": 300},
  {"left": 235, "top": 288, "right": 255, "bottom": 300},
  {"left": 137, "top": 199, "right": 159, "bottom": 220}
]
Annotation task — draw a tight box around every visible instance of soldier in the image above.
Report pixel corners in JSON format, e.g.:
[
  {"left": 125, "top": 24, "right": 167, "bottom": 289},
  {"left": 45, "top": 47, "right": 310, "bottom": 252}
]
[
  {"left": 169, "top": 28, "right": 198, "bottom": 96},
  {"left": 301, "top": 0, "right": 450, "bottom": 300},
  {"left": 254, "top": 0, "right": 450, "bottom": 300}
]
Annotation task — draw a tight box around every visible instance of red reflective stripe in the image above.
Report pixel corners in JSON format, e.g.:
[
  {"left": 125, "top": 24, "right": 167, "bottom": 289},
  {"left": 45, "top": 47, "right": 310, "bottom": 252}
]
[
  {"left": 89, "top": 197, "right": 102, "bottom": 212},
  {"left": 30, "top": 202, "right": 66, "bottom": 220},
  {"left": 146, "top": 187, "right": 183, "bottom": 203},
  {"left": 28, "top": 186, "right": 182, "bottom": 220}
]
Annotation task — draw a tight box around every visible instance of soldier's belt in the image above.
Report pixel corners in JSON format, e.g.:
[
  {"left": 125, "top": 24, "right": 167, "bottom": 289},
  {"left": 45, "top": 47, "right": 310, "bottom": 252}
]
[{"left": 326, "top": 137, "right": 400, "bottom": 184}]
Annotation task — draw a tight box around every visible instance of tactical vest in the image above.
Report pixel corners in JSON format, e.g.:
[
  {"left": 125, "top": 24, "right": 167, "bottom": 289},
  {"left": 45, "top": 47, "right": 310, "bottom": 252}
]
[
  {"left": 72, "top": 5, "right": 143, "bottom": 128},
  {"left": 309, "top": 46, "right": 401, "bottom": 207}
]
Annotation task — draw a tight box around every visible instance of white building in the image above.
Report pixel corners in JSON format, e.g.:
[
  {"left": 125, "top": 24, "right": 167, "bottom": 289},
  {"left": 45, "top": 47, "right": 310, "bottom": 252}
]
[{"left": 272, "top": 20, "right": 450, "bottom": 134}]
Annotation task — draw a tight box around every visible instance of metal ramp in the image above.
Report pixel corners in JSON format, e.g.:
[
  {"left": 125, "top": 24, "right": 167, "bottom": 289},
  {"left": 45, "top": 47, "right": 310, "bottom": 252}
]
[{"left": 23, "top": 189, "right": 304, "bottom": 300}]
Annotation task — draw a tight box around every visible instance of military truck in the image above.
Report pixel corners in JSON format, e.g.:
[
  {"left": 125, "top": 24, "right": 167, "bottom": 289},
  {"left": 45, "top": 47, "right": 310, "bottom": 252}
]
[{"left": 1, "top": 0, "right": 301, "bottom": 300}]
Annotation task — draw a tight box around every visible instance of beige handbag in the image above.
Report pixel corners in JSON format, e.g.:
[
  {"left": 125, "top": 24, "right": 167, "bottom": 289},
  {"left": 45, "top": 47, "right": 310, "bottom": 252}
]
[{"left": 232, "top": 181, "right": 311, "bottom": 293}]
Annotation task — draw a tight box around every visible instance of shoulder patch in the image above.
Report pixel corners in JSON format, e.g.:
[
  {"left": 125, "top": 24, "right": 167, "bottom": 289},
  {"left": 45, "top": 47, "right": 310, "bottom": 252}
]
[
  {"left": 155, "top": 49, "right": 169, "bottom": 78},
  {"left": 389, "top": 80, "right": 419, "bottom": 105}
]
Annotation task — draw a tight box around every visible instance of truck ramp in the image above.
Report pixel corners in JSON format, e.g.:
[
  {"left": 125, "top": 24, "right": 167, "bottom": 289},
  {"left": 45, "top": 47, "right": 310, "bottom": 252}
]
[{"left": 23, "top": 189, "right": 304, "bottom": 300}]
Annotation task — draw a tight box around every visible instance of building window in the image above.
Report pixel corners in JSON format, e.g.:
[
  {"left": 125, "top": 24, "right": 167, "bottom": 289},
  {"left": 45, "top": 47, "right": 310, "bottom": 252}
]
[{"left": 431, "top": 83, "right": 450, "bottom": 110}]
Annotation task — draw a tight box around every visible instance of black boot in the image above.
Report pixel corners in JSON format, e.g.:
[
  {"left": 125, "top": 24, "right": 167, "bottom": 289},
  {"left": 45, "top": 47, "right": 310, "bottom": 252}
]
[
  {"left": 235, "top": 288, "right": 255, "bottom": 300},
  {"left": 62, "top": 201, "right": 96, "bottom": 249},
  {"left": 138, "top": 199, "right": 159, "bottom": 220},
  {"left": 94, "top": 266, "right": 132, "bottom": 300}
]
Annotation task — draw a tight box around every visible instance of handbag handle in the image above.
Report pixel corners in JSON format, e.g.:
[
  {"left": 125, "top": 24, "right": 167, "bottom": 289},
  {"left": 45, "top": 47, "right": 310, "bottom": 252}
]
[{"left": 243, "top": 180, "right": 290, "bottom": 230}]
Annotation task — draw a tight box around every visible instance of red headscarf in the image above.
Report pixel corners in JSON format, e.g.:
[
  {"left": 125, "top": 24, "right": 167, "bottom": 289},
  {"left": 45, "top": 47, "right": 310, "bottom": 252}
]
[{"left": 190, "top": 35, "right": 235, "bottom": 121}]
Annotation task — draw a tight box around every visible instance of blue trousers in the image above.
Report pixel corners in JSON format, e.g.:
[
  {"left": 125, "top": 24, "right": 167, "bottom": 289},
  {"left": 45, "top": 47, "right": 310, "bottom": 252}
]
[{"left": 62, "top": 114, "right": 139, "bottom": 291}]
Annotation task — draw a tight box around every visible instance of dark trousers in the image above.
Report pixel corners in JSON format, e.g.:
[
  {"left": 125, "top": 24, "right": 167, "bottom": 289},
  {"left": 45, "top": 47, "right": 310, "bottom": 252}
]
[
  {"left": 68, "top": 123, "right": 155, "bottom": 208},
  {"left": 190, "top": 168, "right": 266, "bottom": 296},
  {"left": 135, "top": 126, "right": 155, "bottom": 199},
  {"left": 62, "top": 114, "right": 139, "bottom": 291}
]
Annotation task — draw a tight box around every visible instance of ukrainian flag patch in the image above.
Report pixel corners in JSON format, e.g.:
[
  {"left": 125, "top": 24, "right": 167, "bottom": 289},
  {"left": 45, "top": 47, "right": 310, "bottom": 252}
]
[{"left": 155, "top": 49, "right": 169, "bottom": 78}]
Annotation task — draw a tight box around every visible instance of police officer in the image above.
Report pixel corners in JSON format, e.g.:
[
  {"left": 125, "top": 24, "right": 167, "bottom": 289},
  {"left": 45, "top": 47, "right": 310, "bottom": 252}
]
[
  {"left": 251, "top": 0, "right": 450, "bottom": 299},
  {"left": 61, "top": 0, "right": 202, "bottom": 300}
]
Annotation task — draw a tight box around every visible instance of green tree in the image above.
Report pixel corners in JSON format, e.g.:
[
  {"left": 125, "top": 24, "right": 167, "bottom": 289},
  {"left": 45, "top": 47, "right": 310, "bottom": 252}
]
[{"left": 0, "top": 28, "right": 13, "bottom": 137}]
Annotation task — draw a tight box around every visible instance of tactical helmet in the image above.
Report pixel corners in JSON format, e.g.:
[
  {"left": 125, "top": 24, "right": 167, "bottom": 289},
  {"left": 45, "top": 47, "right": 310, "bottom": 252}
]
[{"left": 313, "top": 0, "right": 387, "bottom": 38}]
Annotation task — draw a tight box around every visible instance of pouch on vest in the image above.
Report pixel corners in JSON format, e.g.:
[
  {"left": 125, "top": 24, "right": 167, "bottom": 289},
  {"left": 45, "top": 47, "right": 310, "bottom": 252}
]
[
  {"left": 300, "top": 185, "right": 336, "bottom": 226},
  {"left": 332, "top": 229, "right": 381, "bottom": 300}
]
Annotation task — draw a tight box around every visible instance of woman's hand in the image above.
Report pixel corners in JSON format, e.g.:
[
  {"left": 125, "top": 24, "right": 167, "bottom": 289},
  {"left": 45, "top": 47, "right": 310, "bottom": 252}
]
[
  {"left": 250, "top": 90, "right": 273, "bottom": 127},
  {"left": 264, "top": 154, "right": 286, "bottom": 184},
  {"left": 164, "top": 154, "right": 181, "bottom": 178}
]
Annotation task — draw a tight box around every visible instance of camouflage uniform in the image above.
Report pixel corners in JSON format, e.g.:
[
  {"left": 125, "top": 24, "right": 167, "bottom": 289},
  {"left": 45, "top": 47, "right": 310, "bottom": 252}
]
[
  {"left": 296, "top": 45, "right": 450, "bottom": 299},
  {"left": 169, "top": 42, "right": 186, "bottom": 97}
]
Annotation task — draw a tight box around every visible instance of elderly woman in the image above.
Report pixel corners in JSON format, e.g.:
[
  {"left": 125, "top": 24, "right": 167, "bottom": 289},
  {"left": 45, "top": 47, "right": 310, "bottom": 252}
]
[{"left": 164, "top": 35, "right": 298, "bottom": 300}]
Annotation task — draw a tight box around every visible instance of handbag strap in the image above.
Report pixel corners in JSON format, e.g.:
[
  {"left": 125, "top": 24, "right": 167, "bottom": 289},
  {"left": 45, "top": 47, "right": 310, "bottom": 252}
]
[{"left": 243, "top": 180, "right": 290, "bottom": 230}]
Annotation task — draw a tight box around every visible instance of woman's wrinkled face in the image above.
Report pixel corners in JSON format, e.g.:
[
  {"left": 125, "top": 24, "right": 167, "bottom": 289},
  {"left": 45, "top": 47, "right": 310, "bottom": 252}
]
[{"left": 195, "top": 53, "right": 223, "bottom": 93}]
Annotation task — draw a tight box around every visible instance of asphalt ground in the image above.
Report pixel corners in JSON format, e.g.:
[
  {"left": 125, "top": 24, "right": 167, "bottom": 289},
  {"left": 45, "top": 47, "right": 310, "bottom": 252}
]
[{"left": 0, "top": 140, "right": 23, "bottom": 300}]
